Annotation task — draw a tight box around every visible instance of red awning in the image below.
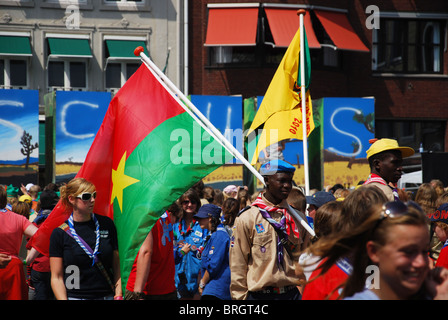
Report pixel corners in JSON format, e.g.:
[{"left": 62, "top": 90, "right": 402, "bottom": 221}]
[
  {"left": 204, "top": 7, "right": 259, "bottom": 46},
  {"left": 314, "top": 10, "right": 369, "bottom": 52},
  {"left": 264, "top": 8, "right": 320, "bottom": 49}
]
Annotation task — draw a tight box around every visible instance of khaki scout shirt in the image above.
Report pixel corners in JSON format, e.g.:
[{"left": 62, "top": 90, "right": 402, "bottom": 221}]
[
  {"left": 364, "top": 182, "right": 395, "bottom": 202},
  {"left": 229, "top": 194, "right": 311, "bottom": 300}
]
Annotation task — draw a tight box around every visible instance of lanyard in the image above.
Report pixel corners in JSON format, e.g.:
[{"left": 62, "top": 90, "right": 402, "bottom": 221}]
[{"left": 68, "top": 213, "right": 100, "bottom": 266}]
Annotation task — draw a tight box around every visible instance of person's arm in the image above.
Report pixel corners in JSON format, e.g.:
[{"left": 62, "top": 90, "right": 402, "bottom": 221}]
[
  {"left": 133, "top": 231, "right": 154, "bottom": 295},
  {"left": 198, "top": 270, "right": 210, "bottom": 295},
  {"left": 112, "top": 250, "right": 122, "bottom": 299},
  {"left": 23, "top": 224, "right": 39, "bottom": 265},
  {"left": 229, "top": 213, "right": 252, "bottom": 300},
  {"left": 50, "top": 257, "right": 67, "bottom": 300}
]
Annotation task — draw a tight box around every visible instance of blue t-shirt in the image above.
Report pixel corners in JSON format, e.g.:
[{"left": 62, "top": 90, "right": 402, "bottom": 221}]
[{"left": 200, "top": 224, "right": 231, "bottom": 300}]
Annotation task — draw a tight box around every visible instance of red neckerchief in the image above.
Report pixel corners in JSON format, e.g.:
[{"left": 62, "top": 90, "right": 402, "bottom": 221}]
[
  {"left": 364, "top": 173, "right": 399, "bottom": 201},
  {"left": 363, "top": 173, "right": 387, "bottom": 186},
  {"left": 178, "top": 219, "right": 196, "bottom": 237},
  {"left": 252, "top": 194, "right": 300, "bottom": 238}
]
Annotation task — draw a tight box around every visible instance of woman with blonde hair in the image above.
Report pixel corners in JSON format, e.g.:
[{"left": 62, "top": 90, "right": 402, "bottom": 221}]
[
  {"left": 49, "top": 178, "right": 122, "bottom": 300},
  {"left": 415, "top": 183, "right": 438, "bottom": 215}
]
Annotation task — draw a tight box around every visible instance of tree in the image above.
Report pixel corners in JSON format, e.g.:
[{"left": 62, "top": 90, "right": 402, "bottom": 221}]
[{"left": 20, "top": 130, "right": 38, "bottom": 170}]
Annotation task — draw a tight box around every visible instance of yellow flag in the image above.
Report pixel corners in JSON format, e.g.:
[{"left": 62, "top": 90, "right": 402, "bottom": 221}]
[{"left": 247, "top": 26, "right": 314, "bottom": 165}]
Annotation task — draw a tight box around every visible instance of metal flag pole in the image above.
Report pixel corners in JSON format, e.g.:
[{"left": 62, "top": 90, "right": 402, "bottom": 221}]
[
  {"left": 134, "top": 47, "right": 266, "bottom": 186},
  {"left": 298, "top": 9, "right": 310, "bottom": 196}
]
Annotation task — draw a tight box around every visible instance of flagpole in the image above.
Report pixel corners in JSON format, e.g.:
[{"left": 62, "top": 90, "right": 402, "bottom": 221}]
[
  {"left": 298, "top": 9, "right": 310, "bottom": 196},
  {"left": 135, "top": 47, "right": 266, "bottom": 186}
]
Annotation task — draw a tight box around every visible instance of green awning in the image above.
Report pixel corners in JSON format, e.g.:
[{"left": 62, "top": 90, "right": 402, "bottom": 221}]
[
  {"left": 48, "top": 37, "right": 92, "bottom": 58},
  {"left": 105, "top": 40, "right": 148, "bottom": 59},
  {"left": 0, "top": 36, "right": 32, "bottom": 56}
]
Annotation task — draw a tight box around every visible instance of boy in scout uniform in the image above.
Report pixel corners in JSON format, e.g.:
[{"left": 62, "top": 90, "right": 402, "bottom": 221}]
[{"left": 229, "top": 160, "right": 311, "bottom": 300}]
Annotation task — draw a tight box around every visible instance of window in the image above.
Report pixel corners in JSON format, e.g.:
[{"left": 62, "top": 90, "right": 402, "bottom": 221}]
[
  {"left": 46, "top": 34, "right": 92, "bottom": 90},
  {"left": 103, "top": 36, "right": 147, "bottom": 90},
  {"left": 105, "top": 62, "right": 139, "bottom": 89},
  {"left": 0, "top": 58, "right": 28, "bottom": 88},
  {"left": 105, "top": 0, "right": 142, "bottom": 2},
  {"left": 0, "top": 33, "right": 31, "bottom": 88},
  {"left": 100, "top": 0, "right": 149, "bottom": 11},
  {"left": 104, "top": 0, "right": 143, "bottom": 2},
  {"left": 372, "top": 19, "right": 443, "bottom": 74},
  {"left": 376, "top": 119, "right": 446, "bottom": 153},
  {"left": 209, "top": 46, "right": 256, "bottom": 66},
  {"left": 48, "top": 60, "right": 87, "bottom": 89}
]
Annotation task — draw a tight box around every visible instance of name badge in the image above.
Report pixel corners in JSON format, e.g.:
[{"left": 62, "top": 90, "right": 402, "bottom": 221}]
[{"left": 194, "top": 230, "right": 202, "bottom": 237}]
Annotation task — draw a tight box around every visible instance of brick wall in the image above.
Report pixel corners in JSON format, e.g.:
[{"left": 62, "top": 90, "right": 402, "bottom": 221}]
[{"left": 190, "top": 0, "right": 448, "bottom": 149}]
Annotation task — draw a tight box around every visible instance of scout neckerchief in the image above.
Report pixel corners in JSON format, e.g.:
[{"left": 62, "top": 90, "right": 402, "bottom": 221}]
[
  {"left": 364, "top": 173, "right": 399, "bottom": 201},
  {"left": 196, "top": 234, "right": 211, "bottom": 259},
  {"left": 60, "top": 214, "right": 115, "bottom": 292},
  {"left": 196, "top": 224, "right": 226, "bottom": 259},
  {"left": 179, "top": 218, "right": 196, "bottom": 237},
  {"left": 67, "top": 213, "right": 100, "bottom": 266},
  {"left": 252, "top": 195, "right": 289, "bottom": 268}
]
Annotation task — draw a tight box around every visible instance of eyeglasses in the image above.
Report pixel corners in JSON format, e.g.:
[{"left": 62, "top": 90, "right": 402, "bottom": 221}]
[
  {"left": 181, "top": 200, "right": 194, "bottom": 206},
  {"left": 380, "top": 200, "right": 422, "bottom": 220},
  {"left": 76, "top": 191, "right": 97, "bottom": 201}
]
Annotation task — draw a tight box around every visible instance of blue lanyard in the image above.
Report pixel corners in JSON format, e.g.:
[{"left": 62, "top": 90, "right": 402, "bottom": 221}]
[{"left": 68, "top": 213, "right": 100, "bottom": 266}]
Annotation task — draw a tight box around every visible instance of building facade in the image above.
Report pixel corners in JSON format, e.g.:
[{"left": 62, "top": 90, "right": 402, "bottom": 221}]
[
  {"left": 0, "top": 0, "right": 185, "bottom": 104},
  {"left": 189, "top": 0, "right": 448, "bottom": 153}
]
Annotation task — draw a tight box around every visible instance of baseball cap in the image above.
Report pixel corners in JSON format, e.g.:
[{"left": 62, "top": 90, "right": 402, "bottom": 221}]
[
  {"left": 366, "top": 138, "right": 415, "bottom": 159},
  {"left": 223, "top": 185, "right": 238, "bottom": 195},
  {"left": 306, "top": 191, "right": 336, "bottom": 208},
  {"left": 260, "top": 160, "right": 296, "bottom": 176},
  {"left": 428, "top": 203, "right": 448, "bottom": 225},
  {"left": 19, "top": 194, "right": 32, "bottom": 204},
  {"left": 194, "top": 204, "right": 222, "bottom": 219}
]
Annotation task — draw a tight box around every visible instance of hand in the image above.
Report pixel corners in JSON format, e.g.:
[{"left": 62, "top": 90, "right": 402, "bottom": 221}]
[
  {"left": 425, "top": 267, "right": 448, "bottom": 300},
  {"left": 0, "top": 254, "right": 11, "bottom": 269},
  {"left": 181, "top": 243, "right": 191, "bottom": 255},
  {"left": 198, "top": 281, "right": 206, "bottom": 295}
]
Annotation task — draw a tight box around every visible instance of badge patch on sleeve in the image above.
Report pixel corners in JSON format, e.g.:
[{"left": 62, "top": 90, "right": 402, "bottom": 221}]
[{"left": 255, "top": 223, "right": 265, "bottom": 233}]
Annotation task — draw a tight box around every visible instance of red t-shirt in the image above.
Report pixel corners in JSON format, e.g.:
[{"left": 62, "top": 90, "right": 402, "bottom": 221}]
[
  {"left": 436, "top": 243, "right": 448, "bottom": 269},
  {"left": 302, "top": 258, "right": 350, "bottom": 300},
  {"left": 126, "top": 213, "right": 176, "bottom": 295},
  {"left": 0, "top": 210, "right": 32, "bottom": 257}
]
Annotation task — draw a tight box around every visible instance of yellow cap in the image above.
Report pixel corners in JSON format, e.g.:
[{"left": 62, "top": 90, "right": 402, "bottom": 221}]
[
  {"left": 19, "top": 194, "right": 32, "bottom": 203},
  {"left": 366, "top": 138, "right": 415, "bottom": 159}
]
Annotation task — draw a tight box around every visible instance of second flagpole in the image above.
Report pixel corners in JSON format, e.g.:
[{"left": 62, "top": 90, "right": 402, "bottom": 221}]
[{"left": 298, "top": 9, "right": 310, "bottom": 196}]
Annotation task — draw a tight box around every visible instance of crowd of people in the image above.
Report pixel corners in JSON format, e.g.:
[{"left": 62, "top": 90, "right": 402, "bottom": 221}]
[{"left": 1, "top": 138, "right": 448, "bottom": 300}]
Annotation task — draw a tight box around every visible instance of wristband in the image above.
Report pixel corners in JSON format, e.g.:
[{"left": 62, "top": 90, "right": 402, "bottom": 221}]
[
  {"left": 114, "top": 296, "right": 123, "bottom": 300},
  {"left": 22, "top": 259, "right": 27, "bottom": 265},
  {"left": 180, "top": 249, "right": 186, "bottom": 256}
]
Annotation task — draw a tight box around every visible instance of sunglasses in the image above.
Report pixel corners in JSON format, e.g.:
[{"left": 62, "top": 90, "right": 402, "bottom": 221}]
[
  {"left": 181, "top": 200, "right": 196, "bottom": 206},
  {"left": 380, "top": 200, "right": 422, "bottom": 220},
  {"left": 76, "top": 191, "right": 97, "bottom": 201}
]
